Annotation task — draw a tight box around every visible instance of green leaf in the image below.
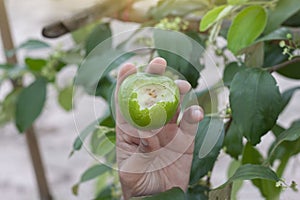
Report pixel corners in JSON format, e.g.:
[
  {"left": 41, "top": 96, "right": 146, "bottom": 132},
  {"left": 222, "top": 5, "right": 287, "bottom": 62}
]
[
  {"left": 0, "top": 89, "right": 21, "bottom": 126},
  {"left": 224, "top": 120, "right": 243, "bottom": 159},
  {"left": 185, "top": 184, "right": 209, "bottom": 200},
  {"left": 264, "top": 0, "right": 300, "bottom": 34},
  {"left": 76, "top": 50, "right": 134, "bottom": 94},
  {"left": 263, "top": 42, "right": 289, "bottom": 67},
  {"left": 268, "top": 120, "right": 300, "bottom": 161},
  {"left": 70, "top": 109, "right": 110, "bottom": 155},
  {"left": 19, "top": 39, "right": 50, "bottom": 50},
  {"left": 277, "top": 57, "right": 300, "bottom": 79},
  {"left": 216, "top": 164, "right": 280, "bottom": 189},
  {"left": 227, "top": 6, "right": 267, "bottom": 54},
  {"left": 283, "top": 10, "right": 300, "bottom": 27},
  {"left": 190, "top": 117, "right": 224, "bottom": 184},
  {"left": 132, "top": 187, "right": 186, "bottom": 200},
  {"left": 280, "top": 86, "right": 300, "bottom": 112},
  {"left": 85, "top": 23, "right": 112, "bottom": 55},
  {"left": 244, "top": 42, "right": 264, "bottom": 68},
  {"left": 154, "top": 29, "right": 203, "bottom": 88},
  {"left": 223, "top": 62, "right": 245, "bottom": 86},
  {"left": 25, "top": 58, "right": 47, "bottom": 71},
  {"left": 72, "top": 164, "right": 110, "bottom": 195},
  {"left": 196, "top": 88, "right": 218, "bottom": 114},
  {"left": 242, "top": 143, "right": 281, "bottom": 199},
  {"left": 209, "top": 184, "right": 232, "bottom": 200},
  {"left": 15, "top": 78, "right": 47, "bottom": 132},
  {"left": 256, "top": 27, "right": 291, "bottom": 43},
  {"left": 149, "top": 0, "right": 209, "bottom": 19},
  {"left": 227, "top": 160, "right": 243, "bottom": 200},
  {"left": 230, "top": 68, "right": 282, "bottom": 145},
  {"left": 227, "top": 0, "right": 248, "bottom": 5},
  {"left": 94, "top": 184, "right": 114, "bottom": 200},
  {"left": 58, "top": 86, "right": 73, "bottom": 111},
  {"left": 200, "top": 5, "right": 226, "bottom": 31}
]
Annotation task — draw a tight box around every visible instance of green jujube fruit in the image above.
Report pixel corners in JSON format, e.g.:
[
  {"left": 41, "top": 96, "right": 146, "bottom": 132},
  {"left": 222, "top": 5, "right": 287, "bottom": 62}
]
[{"left": 118, "top": 73, "right": 180, "bottom": 130}]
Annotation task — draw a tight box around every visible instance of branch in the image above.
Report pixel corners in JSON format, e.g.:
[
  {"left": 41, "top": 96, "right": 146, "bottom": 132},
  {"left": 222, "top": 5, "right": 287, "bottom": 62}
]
[{"left": 267, "top": 57, "right": 300, "bottom": 73}]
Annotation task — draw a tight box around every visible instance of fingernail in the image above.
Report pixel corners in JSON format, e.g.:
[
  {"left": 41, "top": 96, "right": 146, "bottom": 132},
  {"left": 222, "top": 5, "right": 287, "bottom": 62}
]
[
  {"left": 193, "top": 109, "right": 202, "bottom": 120},
  {"left": 141, "top": 139, "right": 148, "bottom": 146}
]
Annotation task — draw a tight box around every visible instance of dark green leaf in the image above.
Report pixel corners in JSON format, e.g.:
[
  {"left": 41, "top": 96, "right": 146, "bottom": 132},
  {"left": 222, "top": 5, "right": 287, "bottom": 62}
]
[
  {"left": 280, "top": 86, "right": 300, "bottom": 112},
  {"left": 271, "top": 124, "right": 285, "bottom": 138},
  {"left": 95, "top": 76, "right": 116, "bottom": 101},
  {"left": 277, "top": 57, "right": 300, "bottom": 79},
  {"left": 185, "top": 184, "right": 209, "bottom": 200},
  {"left": 224, "top": 120, "right": 243, "bottom": 159},
  {"left": 230, "top": 68, "right": 282, "bottom": 145},
  {"left": 190, "top": 117, "right": 224, "bottom": 184},
  {"left": 196, "top": 88, "right": 218, "bottom": 114},
  {"left": 223, "top": 62, "right": 245, "bottom": 87},
  {"left": 256, "top": 27, "right": 291, "bottom": 43},
  {"left": 200, "top": 5, "right": 226, "bottom": 31},
  {"left": 242, "top": 143, "right": 281, "bottom": 199},
  {"left": 154, "top": 29, "right": 203, "bottom": 88},
  {"left": 283, "top": 10, "right": 300, "bottom": 27},
  {"left": 58, "top": 86, "right": 73, "bottom": 111},
  {"left": 133, "top": 187, "right": 186, "bottom": 200},
  {"left": 264, "top": 0, "right": 300, "bottom": 33},
  {"left": 15, "top": 78, "right": 47, "bottom": 132},
  {"left": 86, "top": 23, "right": 112, "bottom": 55},
  {"left": 216, "top": 164, "right": 280, "bottom": 189},
  {"left": 268, "top": 120, "right": 300, "bottom": 161},
  {"left": 263, "top": 42, "right": 289, "bottom": 67},
  {"left": 25, "top": 58, "right": 47, "bottom": 71},
  {"left": 227, "top": 6, "right": 267, "bottom": 54}
]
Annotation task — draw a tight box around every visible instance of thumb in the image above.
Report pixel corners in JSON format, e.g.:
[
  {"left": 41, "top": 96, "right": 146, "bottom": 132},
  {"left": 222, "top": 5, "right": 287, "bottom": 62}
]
[{"left": 179, "top": 105, "right": 204, "bottom": 135}]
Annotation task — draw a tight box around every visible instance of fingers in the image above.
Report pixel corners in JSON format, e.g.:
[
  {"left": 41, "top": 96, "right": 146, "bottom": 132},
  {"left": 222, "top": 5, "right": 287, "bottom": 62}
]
[
  {"left": 145, "top": 57, "right": 167, "bottom": 75},
  {"left": 179, "top": 105, "right": 204, "bottom": 136},
  {"left": 116, "top": 63, "right": 137, "bottom": 92}
]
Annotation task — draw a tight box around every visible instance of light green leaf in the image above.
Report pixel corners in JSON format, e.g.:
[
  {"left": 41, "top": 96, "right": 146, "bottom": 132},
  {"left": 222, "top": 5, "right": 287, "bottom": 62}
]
[
  {"left": 200, "top": 5, "right": 226, "bottom": 31},
  {"left": 230, "top": 68, "right": 282, "bottom": 145},
  {"left": 216, "top": 164, "right": 280, "bottom": 189},
  {"left": 264, "top": 0, "right": 300, "bottom": 33},
  {"left": 72, "top": 164, "right": 110, "bottom": 195},
  {"left": 227, "top": 6, "right": 267, "bottom": 54},
  {"left": 0, "top": 89, "right": 21, "bottom": 126},
  {"left": 227, "top": 0, "right": 248, "bottom": 5},
  {"left": 19, "top": 39, "right": 50, "bottom": 50},
  {"left": 25, "top": 58, "right": 47, "bottom": 71},
  {"left": 15, "top": 78, "right": 47, "bottom": 132},
  {"left": 58, "top": 86, "right": 73, "bottom": 111}
]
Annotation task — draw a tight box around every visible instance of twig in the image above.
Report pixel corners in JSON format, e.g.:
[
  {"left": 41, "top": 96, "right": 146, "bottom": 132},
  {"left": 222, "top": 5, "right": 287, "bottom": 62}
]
[{"left": 267, "top": 57, "right": 300, "bottom": 73}]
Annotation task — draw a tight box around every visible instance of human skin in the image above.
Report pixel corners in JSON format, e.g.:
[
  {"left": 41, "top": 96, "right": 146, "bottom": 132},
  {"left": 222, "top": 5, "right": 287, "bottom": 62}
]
[{"left": 115, "top": 57, "right": 204, "bottom": 199}]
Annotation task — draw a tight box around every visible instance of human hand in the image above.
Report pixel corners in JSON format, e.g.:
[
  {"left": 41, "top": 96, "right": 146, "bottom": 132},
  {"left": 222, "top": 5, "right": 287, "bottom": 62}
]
[{"left": 115, "top": 57, "right": 204, "bottom": 199}]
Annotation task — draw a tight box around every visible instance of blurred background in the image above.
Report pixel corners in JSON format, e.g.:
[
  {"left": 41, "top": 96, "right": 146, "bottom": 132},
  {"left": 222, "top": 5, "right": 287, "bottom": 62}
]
[{"left": 0, "top": 0, "right": 299, "bottom": 200}]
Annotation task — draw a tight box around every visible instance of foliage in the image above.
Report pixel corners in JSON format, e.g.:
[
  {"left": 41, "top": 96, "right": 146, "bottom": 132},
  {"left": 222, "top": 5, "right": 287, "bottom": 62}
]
[{"left": 1, "top": 0, "right": 300, "bottom": 199}]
